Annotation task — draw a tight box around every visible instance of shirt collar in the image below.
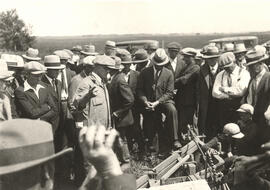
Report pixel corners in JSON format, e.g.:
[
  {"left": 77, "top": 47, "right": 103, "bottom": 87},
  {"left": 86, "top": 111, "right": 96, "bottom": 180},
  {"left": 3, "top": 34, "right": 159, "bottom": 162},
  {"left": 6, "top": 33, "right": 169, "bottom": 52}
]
[
  {"left": 231, "top": 65, "right": 240, "bottom": 75},
  {"left": 24, "top": 80, "right": 44, "bottom": 92},
  {"left": 45, "top": 74, "right": 53, "bottom": 85}
]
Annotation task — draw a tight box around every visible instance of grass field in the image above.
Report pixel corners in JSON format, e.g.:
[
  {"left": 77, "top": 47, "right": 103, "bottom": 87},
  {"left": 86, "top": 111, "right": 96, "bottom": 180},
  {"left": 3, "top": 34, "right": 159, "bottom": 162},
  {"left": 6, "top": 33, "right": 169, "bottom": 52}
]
[{"left": 34, "top": 32, "right": 270, "bottom": 58}]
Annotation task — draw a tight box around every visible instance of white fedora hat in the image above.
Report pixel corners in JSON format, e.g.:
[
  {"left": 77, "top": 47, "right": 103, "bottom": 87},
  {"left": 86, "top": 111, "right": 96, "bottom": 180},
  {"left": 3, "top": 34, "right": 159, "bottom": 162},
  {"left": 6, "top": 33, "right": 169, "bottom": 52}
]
[
  {"left": 151, "top": 48, "right": 169, "bottom": 66},
  {"left": 22, "top": 48, "right": 41, "bottom": 61},
  {"left": 44, "top": 55, "right": 65, "bottom": 70}
]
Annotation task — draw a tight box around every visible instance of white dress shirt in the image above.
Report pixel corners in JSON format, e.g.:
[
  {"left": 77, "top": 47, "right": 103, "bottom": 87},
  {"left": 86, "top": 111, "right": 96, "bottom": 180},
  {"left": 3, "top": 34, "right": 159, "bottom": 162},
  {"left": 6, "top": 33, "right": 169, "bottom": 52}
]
[
  {"left": 212, "top": 65, "right": 251, "bottom": 99},
  {"left": 170, "top": 57, "right": 177, "bottom": 72},
  {"left": 123, "top": 71, "right": 130, "bottom": 83},
  {"left": 247, "top": 68, "right": 266, "bottom": 106},
  {"left": 24, "top": 80, "right": 44, "bottom": 99}
]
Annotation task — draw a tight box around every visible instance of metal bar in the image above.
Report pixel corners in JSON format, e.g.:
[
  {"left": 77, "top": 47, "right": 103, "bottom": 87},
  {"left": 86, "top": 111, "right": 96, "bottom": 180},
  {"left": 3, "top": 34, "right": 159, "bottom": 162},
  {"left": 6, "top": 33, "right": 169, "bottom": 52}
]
[
  {"left": 136, "top": 174, "right": 149, "bottom": 189},
  {"left": 156, "top": 160, "right": 178, "bottom": 179},
  {"left": 160, "top": 155, "right": 191, "bottom": 180}
]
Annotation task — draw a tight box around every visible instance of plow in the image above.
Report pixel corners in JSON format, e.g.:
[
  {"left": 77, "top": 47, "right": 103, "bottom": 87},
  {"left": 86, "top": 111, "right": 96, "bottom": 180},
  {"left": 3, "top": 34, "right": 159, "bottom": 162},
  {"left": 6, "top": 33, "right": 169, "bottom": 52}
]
[{"left": 136, "top": 126, "right": 229, "bottom": 190}]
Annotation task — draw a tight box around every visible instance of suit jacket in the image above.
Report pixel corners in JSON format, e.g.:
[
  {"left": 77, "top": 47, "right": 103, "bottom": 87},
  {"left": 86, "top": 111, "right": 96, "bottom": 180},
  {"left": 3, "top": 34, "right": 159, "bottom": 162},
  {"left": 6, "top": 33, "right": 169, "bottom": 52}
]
[
  {"left": 126, "top": 70, "right": 139, "bottom": 96},
  {"left": 197, "top": 63, "right": 220, "bottom": 133},
  {"left": 14, "top": 82, "right": 58, "bottom": 132},
  {"left": 66, "top": 67, "right": 76, "bottom": 86},
  {"left": 175, "top": 63, "right": 200, "bottom": 106},
  {"left": 108, "top": 72, "right": 134, "bottom": 128},
  {"left": 137, "top": 66, "right": 174, "bottom": 105},
  {"left": 165, "top": 55, "right": 186, "bottom": 81},
  {"left": 243, "top": 72, "right": 270, "bottom": 143}
]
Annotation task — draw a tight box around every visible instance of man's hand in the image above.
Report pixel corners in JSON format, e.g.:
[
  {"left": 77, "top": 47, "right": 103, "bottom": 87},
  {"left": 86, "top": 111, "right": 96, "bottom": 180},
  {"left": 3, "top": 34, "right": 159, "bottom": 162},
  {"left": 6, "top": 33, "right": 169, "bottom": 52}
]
[
  {"left": 88, "top": 86, "right": 98, "bottom": 98},
  {"left": 144, "top": 101, "right": 153, "bottom": 110},
  {"left": 79, "top": 124, "right": 123, "bottom": 179},
  {"left": 149, "top": 101, "right": 159, "bottom": 110}
]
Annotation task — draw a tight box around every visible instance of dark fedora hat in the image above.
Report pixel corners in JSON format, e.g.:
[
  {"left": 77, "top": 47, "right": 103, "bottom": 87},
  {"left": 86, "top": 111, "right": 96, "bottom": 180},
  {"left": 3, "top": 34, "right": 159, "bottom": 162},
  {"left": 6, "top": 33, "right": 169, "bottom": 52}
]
[
  {"left": 0, "top": 119, "right": 73, "bottom": 176},
  {"left": 133, "top": 49, "right": 149, "bottom": 64}
]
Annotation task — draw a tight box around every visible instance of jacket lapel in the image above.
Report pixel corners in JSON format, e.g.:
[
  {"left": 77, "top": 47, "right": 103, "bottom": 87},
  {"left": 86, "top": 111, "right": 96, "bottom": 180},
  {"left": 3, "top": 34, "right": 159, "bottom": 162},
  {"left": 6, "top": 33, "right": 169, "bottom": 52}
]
[
  {"left": 202, "top": 64, "right": 210, "bottom": 89},
  {"left": 256, "top": 72, "right": 268, "bottom": 94},
  {"left": 25, "top": 88, "right": 39, "bottom": 104}
]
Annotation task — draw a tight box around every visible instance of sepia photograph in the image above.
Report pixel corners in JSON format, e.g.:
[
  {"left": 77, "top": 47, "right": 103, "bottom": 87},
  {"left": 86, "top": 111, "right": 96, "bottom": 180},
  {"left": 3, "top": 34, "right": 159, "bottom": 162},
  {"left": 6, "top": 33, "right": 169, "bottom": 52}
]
[{"left": 0, "top": 0, "right": 270, "bottom": 189}]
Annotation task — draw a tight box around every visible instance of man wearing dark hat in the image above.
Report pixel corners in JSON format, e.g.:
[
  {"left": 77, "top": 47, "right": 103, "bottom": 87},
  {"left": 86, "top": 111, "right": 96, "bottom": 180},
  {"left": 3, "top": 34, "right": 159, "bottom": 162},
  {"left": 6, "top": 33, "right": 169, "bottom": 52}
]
[
  {"left": 165, "top": 42, "right": 186, "bottom": 80},
  {"left": 243, "top": 47, "right": 270, "bottom": 146},
  {"left": 197, "top": 46, "right": 221, "bottom": 140},
  {"left": 133, "top": 49, "right": 150, "bottom": 72},
  {"left": 137, "top": 48, "right": 181, "bottom": 154},
  {"left": 107, "top": 56, "right": 134, "bottom": 163},
  {"left": 213, "top": 52, "right": 250, "bottom": 131},
  {"left": 14, "top": 61, "right": 58, "bottom": 129},
  {"left": 175, "top": 48, "right": 200, "bottom": 138}
]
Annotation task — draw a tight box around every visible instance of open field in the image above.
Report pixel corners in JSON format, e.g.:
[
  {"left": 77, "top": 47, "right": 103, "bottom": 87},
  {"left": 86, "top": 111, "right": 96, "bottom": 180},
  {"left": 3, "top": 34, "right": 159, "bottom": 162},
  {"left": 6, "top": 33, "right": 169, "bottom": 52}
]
[{"left": 34, "top": 32, "right": 270, "bottom": 57}]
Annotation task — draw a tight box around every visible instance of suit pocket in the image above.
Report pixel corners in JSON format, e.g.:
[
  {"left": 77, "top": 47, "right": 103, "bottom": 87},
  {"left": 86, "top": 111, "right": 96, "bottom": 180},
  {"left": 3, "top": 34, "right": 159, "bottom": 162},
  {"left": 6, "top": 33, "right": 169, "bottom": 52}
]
[{"left": 92, "top": 97, "right": 103, "bottom": 106}]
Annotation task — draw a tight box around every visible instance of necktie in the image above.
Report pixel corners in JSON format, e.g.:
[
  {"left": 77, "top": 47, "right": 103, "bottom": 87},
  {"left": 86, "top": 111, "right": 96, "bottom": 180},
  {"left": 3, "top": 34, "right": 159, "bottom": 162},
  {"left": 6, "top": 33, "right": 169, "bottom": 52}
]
[
  {"left": 52, "top": 79, "right": 57, "bottom": 92},
  {"left": 251, "top": 79, "right": 257, "bottom": 106},
  {"left": 227, "top": 73, "right": 232, "bottom": 87}
]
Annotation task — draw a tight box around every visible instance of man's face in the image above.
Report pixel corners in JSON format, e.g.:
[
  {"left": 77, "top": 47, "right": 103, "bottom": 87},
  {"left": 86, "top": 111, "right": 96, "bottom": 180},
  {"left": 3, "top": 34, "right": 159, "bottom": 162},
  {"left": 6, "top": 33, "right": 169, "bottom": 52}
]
[
  {"left": 248, "top": 62, "right": 263, "bottom": 76},
  {"left": 27, "top": 73, "right": 43, "bottom": 87},
  {"left": 105, "top": 47, "right": 116, "bottom": 56},
  {"left": 136, "top": 61, "right": 148, "bottom": 72},
  {"left": 47, "top": 69, "right": 60, "bottom": 79},
  {"left": 238, "top": 112, "right": 251, "bottom": 123},
  {"left": 235, "top": 52, "right": 245, "bottom": 62},
  {"left": 84, "top": 65, "right": 94, "bottom": 75},
  {"left": 183, "top": 55, "right": 195, "bottom": 65},
  {"left": 60, "top": 59, "right": 68, "bottom": 65},
  {"left": 154, "top": 64, "right": 163, "bottom": 71},
  {"left": 168, "top": 49, "right": 179, "bottom": 60},
  {"left": 122, "top": 64, "right": 131, "bottom": 72},
  {"left": 224, "top": 64, "right": 236, "bottom": 74},
  {"left": 205, "top": 57, "right": 218, "bottom": 67}
]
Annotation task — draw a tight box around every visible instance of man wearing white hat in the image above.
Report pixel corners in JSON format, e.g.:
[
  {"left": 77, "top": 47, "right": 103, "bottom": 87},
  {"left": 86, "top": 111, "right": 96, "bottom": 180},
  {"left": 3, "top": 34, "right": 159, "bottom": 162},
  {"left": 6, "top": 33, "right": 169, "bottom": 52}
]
[
  {"left": 137, "top": 48, "right": 181, "bottom": 154},
  {"left": 105, "top": 40, "right": 116, "bottom": 56},
  {"left": 197, "top": 45, "right": 221, "bottom": 140},
  {"left": 236, "top": 104, "right": 260, "bottom": 155},
  {"left": 14, "top": 61, "right": 58, "bottom": 129},
  {"left": 243, "top": 46, "right": 270, "bottom": 145},
  {"left": 22, "top": 48, "right": 41, "bottom": 62},
  {"left": 212, "top": 52, "right": 250, "bottom": 130}
]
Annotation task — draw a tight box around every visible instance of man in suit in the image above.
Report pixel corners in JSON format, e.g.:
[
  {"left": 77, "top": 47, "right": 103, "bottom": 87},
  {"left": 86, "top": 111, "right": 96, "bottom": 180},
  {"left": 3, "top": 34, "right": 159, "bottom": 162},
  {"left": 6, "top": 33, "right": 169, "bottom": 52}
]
[
  {"left": 165, "top": 42, "right": 186, "bottom": 80},
  {"left": 137, "top": 48, "right": 181, "bottom": 154},
  {"left": 243, "top": 47, "right": 270, "bottom": 146},
  {"left": 107, "top": 56, "right": 134, "bottom": 163},
  {"left": 14, "top": 61, "right": 58, "bottom": 130},
  {"left": 175, "top": 48, "right": 200, "bottom": 137},
  {"left": 197, "top": 46, "right": 221, "bottom": 141},
  {"left": 120, "top": 53, "right": 145, "bottom": 158}
]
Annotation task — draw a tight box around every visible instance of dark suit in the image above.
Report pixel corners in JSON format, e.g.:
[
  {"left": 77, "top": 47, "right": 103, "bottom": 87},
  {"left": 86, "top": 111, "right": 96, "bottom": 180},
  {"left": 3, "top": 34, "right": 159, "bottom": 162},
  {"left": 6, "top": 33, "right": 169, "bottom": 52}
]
[
  {"left": 197, "top": 63, "right": 220, "bottom": 140},
  {"left": 108, "top": 71, "right": 134, "bottom": 162},
  {"left": 165, "top": 55, "right": 186, "bottom": 80},
  {"left": 14, "top": 82, "right": 58, "bottom": 132},
  {"left": 175, "top": 63, "right": 200, "bottom": 134},
  {"left": 137, "top": 66, "right": 178, "bottom": 150},
  {"left": 243, "top": 72, "right": 270, "bottom": 145}
]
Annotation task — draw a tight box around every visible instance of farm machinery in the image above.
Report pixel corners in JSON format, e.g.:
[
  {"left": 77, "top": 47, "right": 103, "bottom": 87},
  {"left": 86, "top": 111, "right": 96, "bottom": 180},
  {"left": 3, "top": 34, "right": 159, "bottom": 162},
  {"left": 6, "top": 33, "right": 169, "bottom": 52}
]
[{"left": 136, "top": 126, "right": 230, "bottom": 190}]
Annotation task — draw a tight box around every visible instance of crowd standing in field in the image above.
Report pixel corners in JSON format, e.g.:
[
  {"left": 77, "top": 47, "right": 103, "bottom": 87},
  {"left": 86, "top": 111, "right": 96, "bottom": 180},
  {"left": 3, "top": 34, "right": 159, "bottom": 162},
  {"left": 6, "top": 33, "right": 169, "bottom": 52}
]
[{"left": 1, "top": 40, "right": 270, "bottom": 190}]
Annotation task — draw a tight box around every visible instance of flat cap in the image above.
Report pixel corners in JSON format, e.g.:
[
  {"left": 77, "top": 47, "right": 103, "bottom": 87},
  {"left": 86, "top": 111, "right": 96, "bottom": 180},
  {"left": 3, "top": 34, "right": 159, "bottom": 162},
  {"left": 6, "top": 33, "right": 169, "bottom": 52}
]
[
  {"left": 223, "top": 123, "right": 244, "bottom": 139},
  {"left": 167, "top": 42, "right": 182, "bottom": 50},
  {"left": 24, "top": 61, "right": 47, "bottom": 74},
  {"left": 93, "top": 55, "right": 115, "bottom": 67},
  {"left": 237, "top": 104, "right": 254, "bottom": 115},
  {"left": 82, "top": 56, "right": 96, "bottom": 66},
  {"left": 54, "top": 50, "right": 71, "bottom": 60},
  {"left": 219, "top": 52, "right": 235, "bottom": 68}
]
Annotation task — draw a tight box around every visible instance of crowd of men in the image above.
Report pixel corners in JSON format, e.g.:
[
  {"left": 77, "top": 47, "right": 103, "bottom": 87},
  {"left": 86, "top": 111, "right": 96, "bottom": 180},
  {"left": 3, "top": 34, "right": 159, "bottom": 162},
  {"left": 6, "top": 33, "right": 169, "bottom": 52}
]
[{"left": 1, "top": 39, "right": 270, "bottom": 189}]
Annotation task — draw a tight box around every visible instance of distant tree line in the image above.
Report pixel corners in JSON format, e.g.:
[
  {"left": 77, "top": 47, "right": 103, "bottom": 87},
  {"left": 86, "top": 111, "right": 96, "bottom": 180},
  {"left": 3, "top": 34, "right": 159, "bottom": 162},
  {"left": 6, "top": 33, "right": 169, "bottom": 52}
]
[{"left": 0, "top": 9, "right": 35, "bottom": 51}]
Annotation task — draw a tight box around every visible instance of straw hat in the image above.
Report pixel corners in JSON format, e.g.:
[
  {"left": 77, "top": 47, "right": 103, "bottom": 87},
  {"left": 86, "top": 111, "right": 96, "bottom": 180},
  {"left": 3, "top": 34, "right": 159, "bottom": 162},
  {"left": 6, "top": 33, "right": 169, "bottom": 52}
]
[
  {"left": 234, "top": 43, "right": 247, "bottom": 54},
  {"left": 0, "top": 59, "right": 14, "bottom": 80},
  {"left": 22, "top": 48, "right": 41, "bottom": 61},
  {"left": 1, "top": 54, "right": 24, "bottom": 68},
  {"left": 81, "top": 45, "right": 98, "bottom": 56},
  {"left": 44, "top": 55, "right": 65, "bottom": 70}
]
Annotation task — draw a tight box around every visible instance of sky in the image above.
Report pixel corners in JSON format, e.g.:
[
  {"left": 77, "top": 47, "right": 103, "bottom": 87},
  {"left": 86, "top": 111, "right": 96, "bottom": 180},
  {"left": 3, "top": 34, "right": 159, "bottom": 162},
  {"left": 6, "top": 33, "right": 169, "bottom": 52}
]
[{"left": 1, "top": 0, "right": 270, "bottom": 36}]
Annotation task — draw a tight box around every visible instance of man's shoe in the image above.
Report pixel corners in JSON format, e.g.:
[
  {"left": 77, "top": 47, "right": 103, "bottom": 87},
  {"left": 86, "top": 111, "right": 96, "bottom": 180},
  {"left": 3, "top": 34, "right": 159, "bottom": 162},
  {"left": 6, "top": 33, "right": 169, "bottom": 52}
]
[{"left": 174, "top": 140, "right": 182, "bottom": 149}]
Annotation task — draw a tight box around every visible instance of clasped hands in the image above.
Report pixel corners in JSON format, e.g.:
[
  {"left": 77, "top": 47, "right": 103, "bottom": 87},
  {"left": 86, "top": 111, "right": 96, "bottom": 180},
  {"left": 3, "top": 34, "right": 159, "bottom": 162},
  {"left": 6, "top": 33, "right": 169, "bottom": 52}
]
[{"left": 144, "top": 100, "right": 159, "bottom": 111}]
